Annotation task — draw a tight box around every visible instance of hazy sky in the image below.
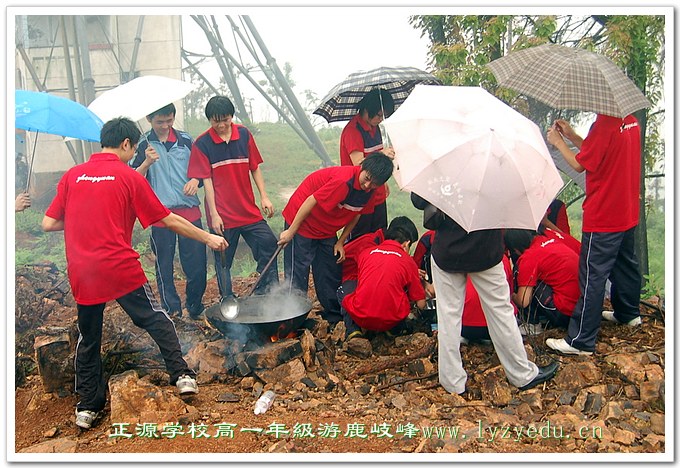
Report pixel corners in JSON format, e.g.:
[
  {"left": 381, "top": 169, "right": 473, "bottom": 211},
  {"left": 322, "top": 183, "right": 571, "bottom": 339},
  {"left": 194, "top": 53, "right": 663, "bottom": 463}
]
[{"left": 180, "top": 8, "right": 431, "bottom": 123}]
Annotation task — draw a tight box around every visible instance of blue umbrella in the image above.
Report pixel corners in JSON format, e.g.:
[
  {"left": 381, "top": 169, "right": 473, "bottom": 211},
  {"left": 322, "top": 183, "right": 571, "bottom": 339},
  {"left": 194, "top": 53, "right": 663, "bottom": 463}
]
[{"left": 15, "top": 90, "right": 103, "bottom": 142}]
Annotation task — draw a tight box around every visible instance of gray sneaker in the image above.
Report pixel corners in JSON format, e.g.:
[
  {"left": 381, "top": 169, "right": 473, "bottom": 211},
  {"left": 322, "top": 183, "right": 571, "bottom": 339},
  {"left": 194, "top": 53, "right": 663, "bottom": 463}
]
[
  {"left": 75, "top": 409, "right": 100, "bottom": 429},
  {"left": 176, "top": 374, "right": 198, "bottom": 395},
  {"left": 602, "top": 310, "right": 642, "bottom": 327}
]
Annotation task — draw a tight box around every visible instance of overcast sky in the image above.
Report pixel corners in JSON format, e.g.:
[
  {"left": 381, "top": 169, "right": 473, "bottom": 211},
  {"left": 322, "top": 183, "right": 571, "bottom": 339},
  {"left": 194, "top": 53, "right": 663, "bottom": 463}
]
[{"left": 180, "top": 8, "right": 431, "bottom": 123}]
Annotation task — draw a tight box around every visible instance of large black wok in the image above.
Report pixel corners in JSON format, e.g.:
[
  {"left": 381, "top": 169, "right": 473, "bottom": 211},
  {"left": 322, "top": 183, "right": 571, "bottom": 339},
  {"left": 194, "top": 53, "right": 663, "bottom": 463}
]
[{"left": 205, "top": 292, "right": 312, "bottom": 342}]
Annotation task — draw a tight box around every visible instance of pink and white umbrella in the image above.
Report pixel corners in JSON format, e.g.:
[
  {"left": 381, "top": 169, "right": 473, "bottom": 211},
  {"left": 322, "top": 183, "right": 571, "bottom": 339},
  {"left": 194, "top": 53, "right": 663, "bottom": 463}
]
[{"left": 383, "top": 85, "right": 564, "bottom": 232}]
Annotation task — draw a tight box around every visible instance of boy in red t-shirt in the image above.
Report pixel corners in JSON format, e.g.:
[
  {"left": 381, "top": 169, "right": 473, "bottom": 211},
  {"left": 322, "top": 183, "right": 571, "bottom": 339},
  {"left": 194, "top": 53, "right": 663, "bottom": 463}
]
[
  {"left": 339, "top": 217, "right": 426, "bottom": 337},
  {"left": 188, "top": 96, "right": 279, "bottom": 299},
  {"left": 278, "top": 153, "right": 393, "bottom": 325},
  {"left": 43, "top": 118, "right": 227, "bottom": 430},
  {"left": 545, "top": 115, "right": 642, "bottom": 356},
  {"left": 339, "top": 88, "right": 396, "bottom": 240},
  {"left": 504, "top": 229, "right": 580, "bottom": 332}
]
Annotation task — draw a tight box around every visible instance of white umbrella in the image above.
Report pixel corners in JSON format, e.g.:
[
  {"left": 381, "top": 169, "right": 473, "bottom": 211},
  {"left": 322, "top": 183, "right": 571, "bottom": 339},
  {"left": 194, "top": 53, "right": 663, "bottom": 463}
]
[
  {"left": 383, "top": 85, "right": 564, "bottom": 232},
  {"left": 87, "top": 75, "right": 197, "bottom": 123}
]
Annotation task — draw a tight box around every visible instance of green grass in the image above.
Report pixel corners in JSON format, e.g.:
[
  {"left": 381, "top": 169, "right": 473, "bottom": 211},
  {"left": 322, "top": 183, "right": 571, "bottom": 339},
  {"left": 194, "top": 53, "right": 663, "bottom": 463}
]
[{"left": 15, "top": 120, "right": 666, "bottom": 296}]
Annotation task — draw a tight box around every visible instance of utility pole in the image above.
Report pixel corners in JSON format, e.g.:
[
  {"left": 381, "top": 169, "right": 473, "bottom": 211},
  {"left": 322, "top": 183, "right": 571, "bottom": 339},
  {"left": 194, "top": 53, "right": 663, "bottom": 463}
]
[{"left": 242, "top": 16, "right": 332, "bottom": 166}]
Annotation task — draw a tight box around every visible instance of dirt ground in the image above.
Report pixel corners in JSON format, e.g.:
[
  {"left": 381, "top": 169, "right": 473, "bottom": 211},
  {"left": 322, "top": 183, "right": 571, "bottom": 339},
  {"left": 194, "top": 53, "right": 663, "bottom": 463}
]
[{"left": 13, "top": 266, "right": 667, "bottom": 457}]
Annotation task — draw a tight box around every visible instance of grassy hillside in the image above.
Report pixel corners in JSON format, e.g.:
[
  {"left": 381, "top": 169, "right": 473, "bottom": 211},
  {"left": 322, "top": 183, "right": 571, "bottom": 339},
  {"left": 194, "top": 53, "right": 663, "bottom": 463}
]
[{"left": 15, "top": 121, "right": 665, "bottom": 296}]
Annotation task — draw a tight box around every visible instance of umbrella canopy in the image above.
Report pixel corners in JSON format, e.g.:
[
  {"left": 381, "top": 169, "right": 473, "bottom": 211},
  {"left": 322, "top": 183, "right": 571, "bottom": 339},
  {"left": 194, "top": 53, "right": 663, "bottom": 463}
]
[
  {"left": 383, "top": 85, "right": 564, "bottom": 232},
  {"left": 487, "top": 44, "right": 651, "bottom": 118},
  {"left": 312, "top": 66, "right": 441, "bottom": 123},
  {"left": 15, "top": 90, "right": 103, "bottom": 142},
  {"left": 87, "top": 75, "right": 197, "bottom": 123}
]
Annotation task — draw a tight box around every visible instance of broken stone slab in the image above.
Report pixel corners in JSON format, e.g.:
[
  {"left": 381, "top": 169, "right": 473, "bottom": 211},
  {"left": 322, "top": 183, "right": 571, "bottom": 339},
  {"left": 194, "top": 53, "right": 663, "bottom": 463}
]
[
  {"left": 243, "top": 339, "right": 302, "bottom": 369},
  {"left": 650, "top": 413, "right": 664, "bottom": 435},
  {"left": 345, "top": 337, "right": 373, "bottom": 358},
  {"left": 605, "top": 354, "right": 646, "bottom": 384},
  {"left": 18, "top": 437, "right": 77, "bottom": 453},
  {"left": 480, "top": 366, "right": 512, "bottom": 406},
  {"left": 184, "top": 340, "right": 230, "bottom": 375},
  {"left": 583, "top": 393, "right": 605, "bottom": 416},
  {"left": 407, "top": 358, "right": 435, "bottom": 377},
  {"left": 639, "top": 381, "right": 662, "bottom": 403},
  {"left": 254, "top": 358, "right": 306, "bottom": 386},
  {"left": 108, "top": 370, "right": 188, "bottom": 426},
  {"left": 299, "top": 329, "right": 316, "bottom": 369},
  {"left": 642, "top": 433, "right": 665, "bottom": 451},
  {"left": 33, "top": 326, "right": 75, "bottom": 394},
  {"left": 552, "top": 361, "right": 602, "bottom": 389},
  {"left": 644, "top": 364, "right": 665, "bottom": 383}
]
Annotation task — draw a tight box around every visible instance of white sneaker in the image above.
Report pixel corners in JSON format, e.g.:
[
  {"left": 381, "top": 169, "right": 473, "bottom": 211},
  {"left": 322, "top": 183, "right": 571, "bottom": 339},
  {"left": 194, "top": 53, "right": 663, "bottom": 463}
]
[
  {"left": 602, "top": 310, "right": 642, "bottom": 327},
  {"left": 546, "top": 338, "right": 593, "bottom": 356},
  {"left": 176, "top": 374, "right": 198, "bottom": 395},
  {"left": 460, "top": 337, "right": 469, "bottom": 345},
  {"left": 75, "top": 409, "right": 100, "bottom": 429},
  {"left": 520, "top": 322, "right": 544, "bottom": 336}
]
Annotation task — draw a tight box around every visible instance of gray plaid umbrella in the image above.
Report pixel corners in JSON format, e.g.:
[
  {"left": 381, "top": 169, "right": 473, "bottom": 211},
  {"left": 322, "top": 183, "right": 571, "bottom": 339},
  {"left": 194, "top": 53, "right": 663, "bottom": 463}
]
[
  {"left": 313, "top": 66, "right": 441, "bottom": 123},
  {"left": 488, "top": 44, "right": 651, "bottom": 118}
]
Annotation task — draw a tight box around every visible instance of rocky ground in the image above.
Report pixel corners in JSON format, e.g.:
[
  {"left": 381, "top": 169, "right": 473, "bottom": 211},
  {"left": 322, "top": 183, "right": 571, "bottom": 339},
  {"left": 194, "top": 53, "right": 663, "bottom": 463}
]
[{"left": 13, "top": 263, "right": 666, "bottom": 458}]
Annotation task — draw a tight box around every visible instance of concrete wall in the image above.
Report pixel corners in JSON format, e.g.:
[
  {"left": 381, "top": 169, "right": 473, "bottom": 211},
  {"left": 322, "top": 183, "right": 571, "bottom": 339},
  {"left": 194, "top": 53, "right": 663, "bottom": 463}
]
[{"left": 14, "top": 15, "right": 185, "bottom": 198}]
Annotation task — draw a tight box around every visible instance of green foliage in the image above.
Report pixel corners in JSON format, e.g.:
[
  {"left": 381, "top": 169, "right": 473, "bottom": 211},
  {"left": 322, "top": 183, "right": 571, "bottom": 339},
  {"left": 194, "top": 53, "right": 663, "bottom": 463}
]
[
  {"left": 641, "top": 273, "right": 664, "bottom": 300},
  {"left": 14, "top": 208, "right": 67, "bottom": 271}
]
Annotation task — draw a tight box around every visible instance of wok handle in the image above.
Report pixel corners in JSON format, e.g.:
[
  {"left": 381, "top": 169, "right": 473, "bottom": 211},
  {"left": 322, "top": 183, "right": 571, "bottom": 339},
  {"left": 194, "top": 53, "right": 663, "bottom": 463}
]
[{"left": 247, "top": 243, "right": 283, "bottom": 297}]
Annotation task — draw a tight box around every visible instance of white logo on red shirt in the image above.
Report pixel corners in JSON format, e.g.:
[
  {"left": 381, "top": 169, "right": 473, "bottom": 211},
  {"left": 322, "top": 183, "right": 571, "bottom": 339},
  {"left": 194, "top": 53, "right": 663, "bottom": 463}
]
[
  {"left": 76, "top": 174, "right": 116, "bottom": 183},
  {"left": 369, "top": 248, "right": 402, "bottom": 257}
]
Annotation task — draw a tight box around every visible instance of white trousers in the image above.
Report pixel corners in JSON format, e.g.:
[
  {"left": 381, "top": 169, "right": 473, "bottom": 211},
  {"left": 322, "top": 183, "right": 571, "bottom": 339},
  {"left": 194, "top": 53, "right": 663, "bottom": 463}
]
[{"left": 432, "top": 258, "right": 538, "bottom": 394}]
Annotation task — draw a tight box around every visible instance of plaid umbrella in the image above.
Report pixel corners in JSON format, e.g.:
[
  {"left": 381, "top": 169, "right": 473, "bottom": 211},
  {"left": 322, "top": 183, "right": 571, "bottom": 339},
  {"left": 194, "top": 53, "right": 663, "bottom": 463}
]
[
  {"left": 313, "top": 66, "right": 441, "bottom": 123},
  {"left": 487, "top": 44, "right": 651, "bottom": 118}
]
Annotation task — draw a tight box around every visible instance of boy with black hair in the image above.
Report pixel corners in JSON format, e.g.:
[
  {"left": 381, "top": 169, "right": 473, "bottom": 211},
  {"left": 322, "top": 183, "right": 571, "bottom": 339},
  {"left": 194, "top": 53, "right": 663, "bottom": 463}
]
[
  {"left": 504, "top": 228, "right": 580, "bottom": 333},
  {"left": 339, "top": 216, "right": 426, "bottom": 337},
  {"left": 188, "top": 95, "right": 279, "bottom": 299},
  {"left": 279, "top": 152, "right": 394, "bottom": 325},
  {"left": 131, "top": 103, "right": 207, "bottom": 318},
  {"left": 340, "top": 88, "right": 396, "bottom": 240},
  {"left": 42, "top": 117, "right": 227, "bottom": 430}
]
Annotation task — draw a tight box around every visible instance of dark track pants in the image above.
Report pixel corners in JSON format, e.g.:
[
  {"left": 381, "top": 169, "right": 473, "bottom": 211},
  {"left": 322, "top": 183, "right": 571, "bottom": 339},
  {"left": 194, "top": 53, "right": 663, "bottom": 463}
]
[
  {"left": 520, "top": 281, "right": 571, "bottom": 329},
  {"left": 283, "top": 228, "right": 343, "bottom": 325},
  {"left": 74, "top": 284, "right": 195, "bottom": 412},
  {"left": 213, "top": 220, "right": 279, "bottom": 297},
  {"left": 150, "top": 220, "right": 207, "bottom": 315},
  {"left": 566, "top": 227, "right": 641, "bottom": 352},
  {"left": 337, "top": 280, "right": 360, "bottom": 335}
]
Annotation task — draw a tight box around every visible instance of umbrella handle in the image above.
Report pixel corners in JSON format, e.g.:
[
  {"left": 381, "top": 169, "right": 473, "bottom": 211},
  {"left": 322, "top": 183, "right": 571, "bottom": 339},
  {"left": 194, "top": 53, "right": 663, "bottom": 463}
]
[{"left": 25, "top": 131, "right": 40, "bottom": 193}]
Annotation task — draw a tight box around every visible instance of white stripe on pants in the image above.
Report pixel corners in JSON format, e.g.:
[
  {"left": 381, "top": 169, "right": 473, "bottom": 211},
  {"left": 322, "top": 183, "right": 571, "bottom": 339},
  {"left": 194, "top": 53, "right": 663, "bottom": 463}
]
[{"left": 432, "top": 258, "right": 538, "bottom": 393}]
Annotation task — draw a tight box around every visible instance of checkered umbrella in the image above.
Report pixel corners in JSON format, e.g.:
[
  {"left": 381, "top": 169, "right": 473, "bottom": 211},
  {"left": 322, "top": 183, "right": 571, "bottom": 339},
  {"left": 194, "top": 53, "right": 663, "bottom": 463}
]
[
  {"left": 312, "top": 66, "right": 441, "bottom": 123},
  {"left": 487, "top": 44, "right": 651, "bottom": 118}
]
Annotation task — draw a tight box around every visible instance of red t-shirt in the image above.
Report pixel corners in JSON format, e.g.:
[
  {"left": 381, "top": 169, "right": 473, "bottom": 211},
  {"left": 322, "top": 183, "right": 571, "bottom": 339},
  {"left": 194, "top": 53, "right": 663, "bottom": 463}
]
[
  {"left": 462, "top": 255, "right": 516, "bottom": 327},
  {"left": 342, "top": 229, "right": 385, "bottom": 282},
  {"left": 541, "top": 227, "right": 581, "bottom": 255},
  {"left": 342, "top": 240, "right": 425, "bottom": 331},
  {"left": 282, "top": 165, "right": 382, "bottom": 239},
  {"left": 576, "top": 114, "right": 641, "bottom": 232},
  {"left": 339, "top": 114, "right": 383, "bottom": 166},
  {"left": 515, "top": 236, "right": 580, "bottom": 316},
  {"left": 412, "top": 230, "right": 435, "bottom": 271},
  {"left": 45, "top": 153, "right": 171, "bottom": 305},
  {"left": 188, "top": 124, "right": 264, "bottom": 229},
  {"left": 339, "top": 114, "right": 388, "bottom": 207}
]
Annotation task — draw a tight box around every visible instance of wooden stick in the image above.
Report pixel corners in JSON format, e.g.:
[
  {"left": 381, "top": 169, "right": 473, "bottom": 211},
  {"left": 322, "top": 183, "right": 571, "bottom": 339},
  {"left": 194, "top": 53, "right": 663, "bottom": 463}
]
[{"left": 349, "top": 336, "right": 436, "bottom": 379}]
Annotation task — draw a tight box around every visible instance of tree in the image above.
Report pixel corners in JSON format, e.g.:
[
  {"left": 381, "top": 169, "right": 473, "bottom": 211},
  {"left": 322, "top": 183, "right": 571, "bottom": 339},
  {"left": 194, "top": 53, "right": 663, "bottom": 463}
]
[{"left": 410, "top": 14, "right": 666, "bottom": 284}]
